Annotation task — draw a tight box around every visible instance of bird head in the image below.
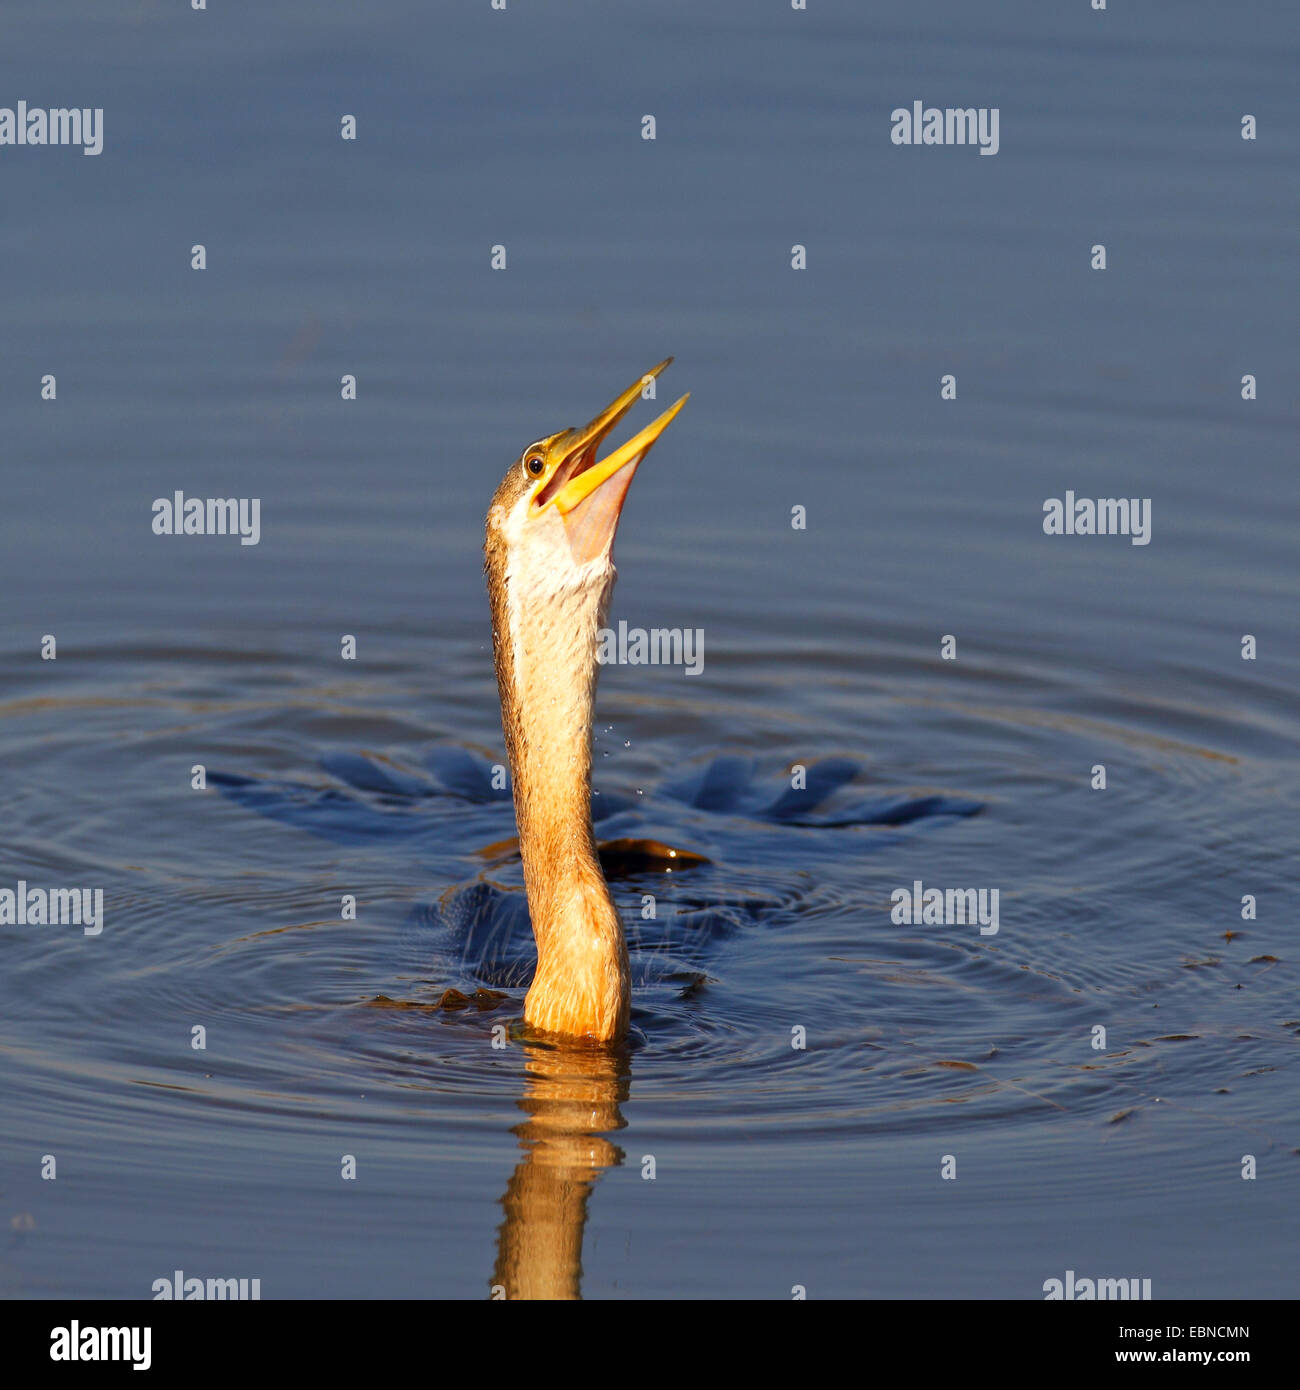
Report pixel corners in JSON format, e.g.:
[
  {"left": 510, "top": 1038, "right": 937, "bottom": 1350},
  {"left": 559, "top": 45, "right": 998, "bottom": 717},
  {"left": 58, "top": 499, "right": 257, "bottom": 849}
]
[{"left": 485, "top": 359, "right": 688, "bottom": 592}]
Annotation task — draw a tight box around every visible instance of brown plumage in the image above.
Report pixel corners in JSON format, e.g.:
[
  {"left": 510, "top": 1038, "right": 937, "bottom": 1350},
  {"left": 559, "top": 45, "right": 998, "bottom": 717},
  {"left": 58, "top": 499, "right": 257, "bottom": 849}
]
[{"left": 483, "top": 363, "right": 688, "bottom": 1042}]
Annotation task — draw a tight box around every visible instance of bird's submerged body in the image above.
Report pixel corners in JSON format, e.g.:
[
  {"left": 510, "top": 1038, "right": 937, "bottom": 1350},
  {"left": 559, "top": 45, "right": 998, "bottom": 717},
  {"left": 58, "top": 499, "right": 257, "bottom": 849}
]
[{"left": 484, "top": 361, "right": 687, "bottom": 1042}]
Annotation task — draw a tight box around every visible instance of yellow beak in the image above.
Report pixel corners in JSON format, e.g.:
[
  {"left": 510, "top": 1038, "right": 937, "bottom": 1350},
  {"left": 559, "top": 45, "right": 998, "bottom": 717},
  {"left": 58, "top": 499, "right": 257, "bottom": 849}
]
[{"left": 534, "top": 360, "right": 688, "bottom": 563}]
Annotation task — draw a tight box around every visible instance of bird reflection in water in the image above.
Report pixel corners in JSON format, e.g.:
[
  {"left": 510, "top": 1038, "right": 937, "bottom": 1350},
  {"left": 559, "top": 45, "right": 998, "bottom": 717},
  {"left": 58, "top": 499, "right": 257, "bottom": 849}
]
[{"left": 491, "top": 1042, "right": 629, "bottom": 1301}]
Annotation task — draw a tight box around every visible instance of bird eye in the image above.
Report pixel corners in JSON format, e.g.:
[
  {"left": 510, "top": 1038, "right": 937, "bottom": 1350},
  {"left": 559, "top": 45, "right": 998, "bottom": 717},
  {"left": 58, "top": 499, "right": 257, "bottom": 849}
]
[{"left": 525, "top": 456, "right": 545, "bottom": 476}]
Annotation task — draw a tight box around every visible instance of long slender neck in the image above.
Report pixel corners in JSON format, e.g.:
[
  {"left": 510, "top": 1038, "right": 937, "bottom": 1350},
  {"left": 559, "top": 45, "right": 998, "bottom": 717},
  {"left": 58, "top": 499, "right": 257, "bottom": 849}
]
[{"left": 489, "top": 563, "right": 630, "bottom": 1042}]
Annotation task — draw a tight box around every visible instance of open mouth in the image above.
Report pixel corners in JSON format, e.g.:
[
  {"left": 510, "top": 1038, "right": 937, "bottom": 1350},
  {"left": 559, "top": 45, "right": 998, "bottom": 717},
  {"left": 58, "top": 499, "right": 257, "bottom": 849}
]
[{"left": 532, "top": 359, "right": 689, "bottom": 563}]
